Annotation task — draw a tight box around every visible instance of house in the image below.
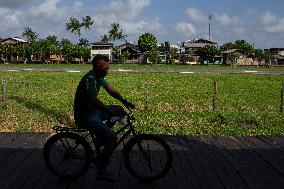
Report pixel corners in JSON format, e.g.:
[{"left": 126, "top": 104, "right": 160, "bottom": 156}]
[
  {"left": 0, "top": 37, "right": 27, "bottom": 45},
  {"left": 183, "top": 38, "right": 217, "bottom": 56},
  {"left": 0, "top": 37, "right": 27, "bottom": 62},
  {"left": 116, "top": 43, "right": 140, "bottom": 60},
  {"left": 264, "top": 48, "right": 284, "bottom": 65},
  {"left": 90, "top": 42, "right": 113, "bottom": 61},
  {"left": 277, "top": 51, "right": 284, "bottom": 65}
]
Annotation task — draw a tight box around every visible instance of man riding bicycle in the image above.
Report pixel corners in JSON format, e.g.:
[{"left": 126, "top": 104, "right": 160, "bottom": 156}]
[{"left": 74, "top": 54, "right": 134, "bottom": 182}]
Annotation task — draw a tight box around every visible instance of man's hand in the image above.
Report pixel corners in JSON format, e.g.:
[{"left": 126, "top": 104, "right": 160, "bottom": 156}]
[
  {"left": 109, "top": 106, "right": 126, "bottom": 116},
  {"left": 122, "top": 99, "right": 135, "bottom": 109}
]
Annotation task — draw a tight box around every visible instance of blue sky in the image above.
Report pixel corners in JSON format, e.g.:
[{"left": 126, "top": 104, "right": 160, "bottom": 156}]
[{"left": 0, "top": 0, "right": 284, "bottom": 49}]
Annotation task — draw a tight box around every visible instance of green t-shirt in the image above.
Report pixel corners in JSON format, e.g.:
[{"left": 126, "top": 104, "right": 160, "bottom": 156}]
[{"left": 74, "top": 71, "right": 109, "bottom": 126}]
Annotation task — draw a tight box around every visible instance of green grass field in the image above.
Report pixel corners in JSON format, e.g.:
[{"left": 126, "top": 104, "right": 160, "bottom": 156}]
[{"left": 0, "top": 65, "right": 283, "bottom": 136}]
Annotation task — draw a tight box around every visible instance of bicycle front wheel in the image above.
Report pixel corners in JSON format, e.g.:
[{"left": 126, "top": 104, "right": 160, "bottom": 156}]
[
  {"left": 123, "top": 134, "right": 172, "bottom": 182},
  {"left": 43, "top": 132, "right": 92, "bottom": 180}
]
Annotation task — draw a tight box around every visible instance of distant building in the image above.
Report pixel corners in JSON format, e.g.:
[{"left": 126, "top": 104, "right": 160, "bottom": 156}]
[
  {"left": 0, "top": 37, "right": 27, "bottom": 62},
  {"left": 277, "top": 51, "right": 284, "bottom": 65},
  {"left": 264, "top": 48, "right": 284, "bottom": 65},
  {"left": 183, "top": 38, "right": 217, "bottom": 56},
  {"left": 0, "top": 37, "right": 27, "bottom": 45},
  {"left": 90, "top": 42, "right": 113, "bottom": 61},
  {"left": 116, "top": 43, "right": 140, "bottom": 60}
]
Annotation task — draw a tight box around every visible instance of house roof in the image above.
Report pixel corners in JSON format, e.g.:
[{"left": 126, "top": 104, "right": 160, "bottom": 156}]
[
  {"left": 118, "top": 43, "right": 139, "bottom": 50},
  {"left": 90, "top": 42, "right": 113, "bottom": 46},
  {"left": 12, "top": 37, "right": 27, "bottom": 43},
  {"left": 0, "top": 37, "right": 27, "bottom": 44},
  {"left": 222, "top": 49, "right": 240, "bottom": 54},
  {"left": 278, "top": 51, "right": 284, "bottom": 56},
  {"left": 183, "top": 38, "right": 217, "bottom": 48}
]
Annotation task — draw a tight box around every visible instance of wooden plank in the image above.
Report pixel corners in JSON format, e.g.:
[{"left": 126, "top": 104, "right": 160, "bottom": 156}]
[
  {"left": 0, "top": 132, "right": 21, "bottom": 147},
  {"left": 239, "top": 136, "right": 284, "bottom": 186},
  {"left": 257, "top": 136, "right": 282, "bottom": 147},
  {"left": 128, "top": 135, "right": 165, "bottom": 189},
  {"left": 190, "top": 137, "right": 224, "bottom": 189},
  {"left": 205, "top": 137, "right": 248, "bottom": 189},
  {"left": 262, "top": 135, "right": 284, "bottom": 149},
  {"left": 199, "top": 137, "right": 245, "bottom": 189},
  {"left": 0, "top": 132, "right": 23, "bottom": 163},
  {"left": 231, "top": 136, "right": 274, "bottom": 188},
  {"left": 67, "top": 134, "right": 99, "bottom": 189},
  {"left": 184, "top": 136, "right": 216, "bottom": 188},
  {"left": 175, "top": 136, "right": 201, "bottom": 189},
  {"left": 34, "top": 134, "right": 83, "bottom": 189},
  {"left": 229, "top": 136, "right": 274, "bottom": 187},
  {"left": 0, "top": 132, "right": 42, "bottom": 180},
  {"left": 2, "top": 133, "right": 48, "bottom": 189},
  {"left": 116, "top": 140, "right": 130, "bottom": 189},
  {"left": 104, "top": 142, "right": 124, "bottom": 189},
  {"left": 161, "top": 136, "right": 180, "bottom": 189},
  {"left": 167, "top": 136, "right": 193, "bottom": 189},
  {"left": 211, "top": 136, "right": 257, "bottom": 188}
]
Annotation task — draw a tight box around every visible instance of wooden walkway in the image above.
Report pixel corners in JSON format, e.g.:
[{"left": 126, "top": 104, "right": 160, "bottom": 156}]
[{"left": 0, "top": 132, "right": 284, "bottom": 189}]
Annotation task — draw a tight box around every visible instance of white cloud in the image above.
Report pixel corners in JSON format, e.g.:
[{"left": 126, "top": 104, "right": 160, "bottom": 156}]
[
  {"left": 0, "top": 0, "right": 84, "bottom": 38},
  {"left": 259, "top": 11, "right": 284, "bottom": 34},
  {"left": 96, "top": 0, "right": 150, "bottom": 22},
  {"left": 121, "top": 17, "right": 164, "bottom": 35},
  {"left": 216, "top": 14, "right": 242, "bottom": 27},
  {"left": 89, "top": 0, "right": 165, "bottom": 39},
  {"left": 175, "top": 22, "right": 196, "bottom": 38},
  {"left": 260, "top": 11, "right": 277, "bottom": 25},
  {"left": 186, "top": 7, "right": 207, "bottom": 23},
  {"left": 263, "top": 19, "right": 284, "bottom": 34}
]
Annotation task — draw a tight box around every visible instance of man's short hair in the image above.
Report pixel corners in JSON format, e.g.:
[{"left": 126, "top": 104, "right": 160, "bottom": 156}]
[{"left": 92, "top": 55, "right": 110, "bottom": 67}]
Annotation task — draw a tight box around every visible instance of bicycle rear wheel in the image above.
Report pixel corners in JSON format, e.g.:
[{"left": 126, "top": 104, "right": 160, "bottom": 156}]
[
  {"left": 43, "top": 132, "right": 92, "bottom": 180},
  {"left": 123, "top": 134, "right": 172, "bottom": 182}
]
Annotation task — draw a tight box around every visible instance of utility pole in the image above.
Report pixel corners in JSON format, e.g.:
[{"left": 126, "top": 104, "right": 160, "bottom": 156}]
[{"left": 208, "top": 15, "right": 212, "bottom": 41}]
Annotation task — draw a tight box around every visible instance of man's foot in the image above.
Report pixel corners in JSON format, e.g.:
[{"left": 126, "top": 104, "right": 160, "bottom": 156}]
[{"left": 96, "top": 173, "right": 116, "bottom": 183}]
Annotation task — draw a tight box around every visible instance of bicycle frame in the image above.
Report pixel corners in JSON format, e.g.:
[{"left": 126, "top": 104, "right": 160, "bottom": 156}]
[{"left": 52, "top": 109, "right": 137, "bottom": 156}]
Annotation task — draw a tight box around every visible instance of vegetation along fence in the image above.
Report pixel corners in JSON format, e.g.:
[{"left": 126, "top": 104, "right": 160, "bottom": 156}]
[{"left": 0, "top": 73, "right": 283, "bottom": 135}]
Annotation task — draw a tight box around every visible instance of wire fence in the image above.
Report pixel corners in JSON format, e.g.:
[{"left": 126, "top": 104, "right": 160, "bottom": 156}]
[{"left": 1, "top": 79, "right": 283, "bottom": 113}]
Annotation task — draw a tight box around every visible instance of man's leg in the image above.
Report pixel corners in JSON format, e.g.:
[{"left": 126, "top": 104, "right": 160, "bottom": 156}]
[{"left": 85, "top": 112, "right": 118, "bottom": 181}]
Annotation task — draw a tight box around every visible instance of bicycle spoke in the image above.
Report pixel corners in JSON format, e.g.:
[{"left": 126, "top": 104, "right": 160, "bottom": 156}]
[
  {"left": 137, "top": 140, "right": 153, "bottom": 173},
  {"left": 44, "top": 133, "right": 91, "bottom": 180},
  {"left": 124, "top": 135, "right": 172, "bottom": 181}
]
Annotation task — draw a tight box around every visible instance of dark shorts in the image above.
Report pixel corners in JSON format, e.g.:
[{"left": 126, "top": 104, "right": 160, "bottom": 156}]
[{"left": 81, "top": 105, "right": 116, "bottom": 145}]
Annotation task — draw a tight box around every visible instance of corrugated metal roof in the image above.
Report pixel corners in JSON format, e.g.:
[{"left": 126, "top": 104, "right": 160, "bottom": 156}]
[
  {"left": 11, "top": 37, "right": 27, "bottom": 43},
  {"left": 278, "top": 51, "right": 284, "bottom": 56},
  {"left": 222, "top": 49, "right": 239, "bottom": 54}
]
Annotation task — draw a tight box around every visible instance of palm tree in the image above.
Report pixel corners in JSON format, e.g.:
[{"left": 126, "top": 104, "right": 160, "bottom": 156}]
[
  {"left": 78, "top": 38, "right": 89, "bottom": 47},
  {"left": 22, "top": 27, "right": 38, "bottom": 42},
  {"left": 100, "top": 34, "right": 109, "bottom": 43},
  {"left": 108, "top": 23, "right": 127, "bottom": 43},
  {"left": 66, "top": 17, "right": 82, "bottom": 37},
  {"left": 81, "top": 16, "right": 94, "bottom": 30}
]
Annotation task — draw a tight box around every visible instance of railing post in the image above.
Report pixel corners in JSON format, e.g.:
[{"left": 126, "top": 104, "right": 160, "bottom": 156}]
[
  {"left": 213, "top": 80, "right": 217, "bottom": 110},
  {"left": 281, "top": 81, "right": 284, "bottom": 113},
  {"left": 1, "top": 80, "right": 6, "bottom": 102},
  {"left": 145, "top": 80, "right": 149, "bottom": 108}
]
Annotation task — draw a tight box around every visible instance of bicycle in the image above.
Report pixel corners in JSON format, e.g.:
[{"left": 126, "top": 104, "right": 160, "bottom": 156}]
[{"left": 43, "top": 105, "right": 173, "bottom": 182}]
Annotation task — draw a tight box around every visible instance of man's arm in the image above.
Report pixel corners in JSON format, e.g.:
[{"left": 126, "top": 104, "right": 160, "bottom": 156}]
[
  {"left": 105, "top": 84, "right": 125, "bottom": 102},
  {"left": 88, "top": 95, "right": 114, "bottom": 115},
  {"left": 105, "top": 85, "right": 135, "bottom": 109}
]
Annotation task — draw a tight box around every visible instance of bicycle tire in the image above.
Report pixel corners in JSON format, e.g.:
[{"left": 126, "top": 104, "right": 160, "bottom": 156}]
[
  {"left": 43, "top": 132, "right": 92, "bottom": 180},
  {"left": 123, "top": 134, "right": 172, "bottom": 182}
]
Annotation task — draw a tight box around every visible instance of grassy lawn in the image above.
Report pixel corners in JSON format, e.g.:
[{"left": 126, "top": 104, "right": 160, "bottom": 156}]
[{"left": 0, "top": 69, "right": 283, "bottom": 136}]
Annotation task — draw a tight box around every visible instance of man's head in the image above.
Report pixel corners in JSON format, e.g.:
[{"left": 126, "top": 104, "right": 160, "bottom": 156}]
[{"left": 92, "top": 55, "right": 110, "bottom": 78}]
